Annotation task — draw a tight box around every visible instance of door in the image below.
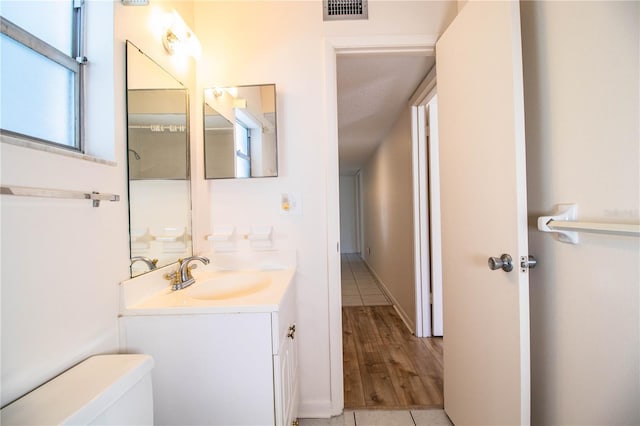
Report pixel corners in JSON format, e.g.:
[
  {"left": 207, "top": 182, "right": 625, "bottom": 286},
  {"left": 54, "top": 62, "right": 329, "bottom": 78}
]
[{"left": 436, "top": 1, "right": 531, "bottom": 425}]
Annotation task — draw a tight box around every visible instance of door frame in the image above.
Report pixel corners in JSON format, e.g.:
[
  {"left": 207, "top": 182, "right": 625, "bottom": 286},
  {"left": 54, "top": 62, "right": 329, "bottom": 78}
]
[
  {"left": 410, "top": 68, "right": 437, "bottom": 337},
  {"left": 324, "top": 34, "right": 438, "bottom": 415},
  {"left": 411, "top": 103, "right": 432, "bottom": 337},
  {"left": 355, "top": 171, "right": 362, "bottom": 254},
  {"left": 410, "top": 75, "right": 445, "bottom": 337}
]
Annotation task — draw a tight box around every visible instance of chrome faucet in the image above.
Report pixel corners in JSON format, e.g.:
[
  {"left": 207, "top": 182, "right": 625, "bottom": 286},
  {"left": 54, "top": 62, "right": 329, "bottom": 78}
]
[
  {"left": 131, "top": 256, "right": 158, "bottom": 271},
  {"left": 165, "top": 256, "right": 210, "bottom": 291}
]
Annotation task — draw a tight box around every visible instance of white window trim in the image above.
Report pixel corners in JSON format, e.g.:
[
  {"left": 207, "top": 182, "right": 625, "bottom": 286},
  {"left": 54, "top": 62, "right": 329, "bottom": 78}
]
[
  {"left": 0, "top": 0, "right": 86, "bottom": 152},
  {"left": 0, "top": 133, "right": 116, "bottom": 166}
]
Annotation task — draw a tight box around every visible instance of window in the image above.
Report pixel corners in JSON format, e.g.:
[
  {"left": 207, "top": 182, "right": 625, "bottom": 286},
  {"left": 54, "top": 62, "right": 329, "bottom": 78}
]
[
  {"left": 0, "top": 0, "right": 86, "bottom": 150},
  {"left": 235, "top": 120, "right": 251, "bottom": 178}
]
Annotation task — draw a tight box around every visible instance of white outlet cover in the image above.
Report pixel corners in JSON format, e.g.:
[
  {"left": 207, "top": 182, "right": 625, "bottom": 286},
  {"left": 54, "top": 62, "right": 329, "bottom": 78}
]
[{"left": 280, "top": 192, "right": 302, "bottom": 216}]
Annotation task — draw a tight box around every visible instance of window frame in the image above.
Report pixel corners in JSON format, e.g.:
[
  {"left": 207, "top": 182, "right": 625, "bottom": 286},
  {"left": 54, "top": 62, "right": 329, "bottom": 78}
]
[
  {"left": 0, "top": 0, "right": 86, "bottom": 152},
  {"left": 234, "top": 119, "right": 251, "bottom": 177}
]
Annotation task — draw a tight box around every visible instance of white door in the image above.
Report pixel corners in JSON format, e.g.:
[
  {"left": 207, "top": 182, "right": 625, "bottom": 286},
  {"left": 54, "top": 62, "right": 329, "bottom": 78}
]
[{"left": 436, "top": 1, "right": 531, "bottom": 425}]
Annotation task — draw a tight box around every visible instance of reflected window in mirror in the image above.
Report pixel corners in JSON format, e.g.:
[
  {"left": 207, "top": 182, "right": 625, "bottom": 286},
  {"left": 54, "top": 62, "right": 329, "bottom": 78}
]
[
  {"left": 126, "top": 41, "right": 193, "bottom": 277},
  {"left": 235, "top": 120, "right": 250, "bottom": 178},
  {"left": 203, "top": 84, "right": 277, "bottom": 179},
  {"left": 127, "top": 89, "right": 189, "bottom": 180}
]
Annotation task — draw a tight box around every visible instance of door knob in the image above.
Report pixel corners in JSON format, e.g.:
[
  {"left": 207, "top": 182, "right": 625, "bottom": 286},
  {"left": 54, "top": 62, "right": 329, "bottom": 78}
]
[{"left": 488, "top": 254, "right": 513, "bottom": 272}]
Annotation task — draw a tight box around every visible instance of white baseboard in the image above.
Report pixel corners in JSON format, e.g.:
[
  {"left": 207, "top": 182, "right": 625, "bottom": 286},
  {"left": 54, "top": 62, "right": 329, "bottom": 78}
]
[
  {"left": 361, "top": 257, "right": 416, "bottom": 334},
  {"left": 297, "top": 399, "right": 336, "bottom": 419}
]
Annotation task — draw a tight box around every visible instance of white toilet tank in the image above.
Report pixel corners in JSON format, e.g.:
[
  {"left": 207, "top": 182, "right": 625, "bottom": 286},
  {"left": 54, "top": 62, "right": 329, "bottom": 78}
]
[{"left": 1, "top": 354, "right": 154, "bottom": 425}]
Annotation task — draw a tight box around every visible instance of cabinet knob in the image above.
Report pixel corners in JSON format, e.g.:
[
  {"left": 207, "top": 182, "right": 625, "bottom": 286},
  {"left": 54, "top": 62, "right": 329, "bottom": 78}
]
[
  {"left": 292, "top": 420, "right": 299, "bottom": 426},
  {"left": 287, "top": 324, "right": 296, "bottom": 339}
]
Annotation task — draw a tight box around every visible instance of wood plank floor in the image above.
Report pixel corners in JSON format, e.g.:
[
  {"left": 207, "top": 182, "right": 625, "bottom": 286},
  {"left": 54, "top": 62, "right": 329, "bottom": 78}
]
[{"left": 343, "top": 306, "right": 444, "bottom": 410}]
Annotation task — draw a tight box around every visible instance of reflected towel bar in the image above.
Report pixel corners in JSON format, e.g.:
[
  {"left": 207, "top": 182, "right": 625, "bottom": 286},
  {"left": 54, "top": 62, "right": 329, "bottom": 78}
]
[
  {"left": 1, "top": 185, "right": 120, "bottom": 207},
  {"left": 538, "top": 203, "right": 640, "bottom": 244}
]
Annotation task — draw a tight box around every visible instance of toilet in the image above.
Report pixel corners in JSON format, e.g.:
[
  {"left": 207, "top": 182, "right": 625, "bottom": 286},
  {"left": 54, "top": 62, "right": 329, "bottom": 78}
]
[{"left": 1, "top": 354, "right": 154, "bottom": 425}]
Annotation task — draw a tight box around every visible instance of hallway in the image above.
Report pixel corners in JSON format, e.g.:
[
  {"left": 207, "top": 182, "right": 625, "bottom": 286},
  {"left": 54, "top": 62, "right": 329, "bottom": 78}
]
[
  {"left": 341, "top": 253, "right": 391, "bottom": 307},
  {"left": 341, "top": 254, "right": 444, "bottom": 410}
]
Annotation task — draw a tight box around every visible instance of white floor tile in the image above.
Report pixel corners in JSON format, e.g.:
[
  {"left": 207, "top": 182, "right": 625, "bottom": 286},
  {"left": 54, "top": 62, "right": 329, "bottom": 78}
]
[
  {"left": 411, "top": 409, "right": 452, "bottom": 426},
  {"left": 300, "top": 411, "right": 356, "bottom": 425},
  {"left": 342, "top": 295, "right": 363, "bottom": 306},
  {"left": 342, "top": 286, "right": 360, "bottom": 296},
  {"left": 342, "top": 256, "right": 391, "bottom": 308},
  {"left": 358, "top": 286, "right": 384, "bottom": 295},
  {"left": 354, "top": 410, "right": 415, "bottom": 426},
  {"left": 361, "top": 295, "right": 391, "bottom": 305},
  {"left": 354, "top": 275, "right": 374, "bottom": 281}
]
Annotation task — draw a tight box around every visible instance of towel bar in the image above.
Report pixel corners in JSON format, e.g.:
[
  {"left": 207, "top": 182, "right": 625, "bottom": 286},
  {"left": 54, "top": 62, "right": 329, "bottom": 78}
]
[
  {"left": 538, "top": 204, "right": 639, "bottom": 244},
  {"left": 1, "top": 185, "right": 120, "bottom": 207}
]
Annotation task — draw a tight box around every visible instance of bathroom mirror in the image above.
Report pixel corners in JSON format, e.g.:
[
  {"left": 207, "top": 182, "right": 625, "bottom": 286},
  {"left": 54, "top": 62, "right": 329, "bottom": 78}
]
[
  {"left": 203, "top": 84, "right": 278, "bottom": 178},
  {"left": 126, "top": 40, "right": 192, "bottom": 277}
]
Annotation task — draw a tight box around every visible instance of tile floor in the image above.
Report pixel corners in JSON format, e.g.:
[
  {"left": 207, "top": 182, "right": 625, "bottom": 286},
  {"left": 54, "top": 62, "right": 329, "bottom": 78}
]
[
  {"left": 341, "top": 253, "right": 392, "bottom": 307},
  {"left": 300, "top": 409, "right": 452, "bottom": 426}
]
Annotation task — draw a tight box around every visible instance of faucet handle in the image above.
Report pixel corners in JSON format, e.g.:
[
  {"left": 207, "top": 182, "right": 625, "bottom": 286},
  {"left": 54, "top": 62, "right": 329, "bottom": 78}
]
[{"left": 163, "top": 271, "right": 178, "bottom": 285}]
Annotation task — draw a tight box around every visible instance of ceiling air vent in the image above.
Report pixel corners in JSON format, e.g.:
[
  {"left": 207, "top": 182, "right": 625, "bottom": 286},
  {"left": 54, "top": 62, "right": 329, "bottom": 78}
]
[{"left": 323, "top": 0, "right": 368, "bottom": 21}]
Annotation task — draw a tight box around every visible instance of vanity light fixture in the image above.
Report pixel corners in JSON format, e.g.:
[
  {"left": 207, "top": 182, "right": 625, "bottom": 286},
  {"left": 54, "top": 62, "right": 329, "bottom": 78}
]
[{"left": 161, "top": 10, "right": 201, "bottom": 59}]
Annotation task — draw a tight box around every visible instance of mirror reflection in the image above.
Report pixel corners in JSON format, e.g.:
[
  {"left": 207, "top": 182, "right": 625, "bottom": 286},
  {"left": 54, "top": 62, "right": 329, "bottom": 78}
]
[
  {"left": 126, "top": 41, "right": 193, "bottom": 277},
  {"left": 203, "top": 84, "right": 278, "bottom": 179}
]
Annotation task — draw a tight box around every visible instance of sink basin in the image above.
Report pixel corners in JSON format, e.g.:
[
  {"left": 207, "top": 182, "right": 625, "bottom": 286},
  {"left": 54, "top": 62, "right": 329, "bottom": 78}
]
[{"left": 187, "top": 274, "right": 270, "bottom": 300}]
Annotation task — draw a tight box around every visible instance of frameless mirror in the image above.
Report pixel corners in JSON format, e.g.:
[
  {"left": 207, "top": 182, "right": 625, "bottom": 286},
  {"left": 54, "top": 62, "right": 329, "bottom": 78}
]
[
  {"left": 203, "top": 84, "right": 278, "bottom": 178},
  {"left": 126, "top": 41, "right": 192, "bottom": 277}
]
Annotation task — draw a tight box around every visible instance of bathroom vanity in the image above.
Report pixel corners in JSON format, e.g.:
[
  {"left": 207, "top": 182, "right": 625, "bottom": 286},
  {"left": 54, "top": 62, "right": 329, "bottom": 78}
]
[{"left": 119, "top": 259, "right": 298, "bottom": 426}]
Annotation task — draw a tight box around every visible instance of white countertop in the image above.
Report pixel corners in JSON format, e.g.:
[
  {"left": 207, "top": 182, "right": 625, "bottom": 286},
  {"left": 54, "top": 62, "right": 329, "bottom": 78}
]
[{"left": 120, "top": 268, "right": 295, "bottom": 316}]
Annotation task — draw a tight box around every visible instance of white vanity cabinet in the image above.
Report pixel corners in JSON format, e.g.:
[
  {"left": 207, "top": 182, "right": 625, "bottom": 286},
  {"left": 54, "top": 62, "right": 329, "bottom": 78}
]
[{"left": 119, "top": 277, "right": 298, "bottom": 426}]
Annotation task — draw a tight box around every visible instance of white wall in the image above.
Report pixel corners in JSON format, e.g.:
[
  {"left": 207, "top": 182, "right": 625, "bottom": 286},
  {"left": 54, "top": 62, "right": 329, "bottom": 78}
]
[
  {"left": 521, "top": 2, "right": 640, "bottom": 424},
  {"left": 360, "top": 107, "right": 416, "bottom": 329},
  {"left": 0, "top": 0, "right": 197, "bottom": 407},
  {"left": 0, "top": 0, "right": 121, "bottom": 406},
  {"left": 192, "top": 1, "right": 456, "bottom": 416},
  {"left": 339, "top": 175, "right": 358, "bottom": 254}
]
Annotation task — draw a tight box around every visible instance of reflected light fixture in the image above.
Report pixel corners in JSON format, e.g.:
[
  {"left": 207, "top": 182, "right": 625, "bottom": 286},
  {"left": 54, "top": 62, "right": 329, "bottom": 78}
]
[{"left": 162, "top": 10, "right": 201, "bottom": 59}]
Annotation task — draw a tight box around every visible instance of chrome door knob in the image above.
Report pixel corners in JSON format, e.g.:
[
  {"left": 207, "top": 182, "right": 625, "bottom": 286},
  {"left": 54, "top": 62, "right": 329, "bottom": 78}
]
[{"left": 488, "top": 254, "right": 513, "bottom": 272}]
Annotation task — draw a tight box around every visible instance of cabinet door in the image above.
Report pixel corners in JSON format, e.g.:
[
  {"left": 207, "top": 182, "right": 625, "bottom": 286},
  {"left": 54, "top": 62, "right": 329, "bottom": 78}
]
[
  {"left": 274, "top": 324, "right": 298, "bottom": 426},
  {"left": 120, "top": 314, "right": 274, "bottom": 426}
]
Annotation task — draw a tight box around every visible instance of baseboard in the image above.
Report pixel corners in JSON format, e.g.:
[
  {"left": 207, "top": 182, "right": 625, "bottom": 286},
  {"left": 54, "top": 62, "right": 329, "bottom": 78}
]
[
  {"left": 361, "top": 257, "right": 416, "bottom": 334},
  {"left": 392, "top": 304, "right": 415, "bottom": 335},
  {"left": 297, "top": 399, "right": 335, "bottom": 419}
]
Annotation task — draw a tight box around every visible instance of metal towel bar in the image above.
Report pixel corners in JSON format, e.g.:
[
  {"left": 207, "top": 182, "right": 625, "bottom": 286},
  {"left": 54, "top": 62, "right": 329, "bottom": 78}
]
[
  {"left": 1, "top": 185, "right": 120, "bottom": 207},
  {"left": 538, "top": 203, "right": 639, "bottom": 244}
]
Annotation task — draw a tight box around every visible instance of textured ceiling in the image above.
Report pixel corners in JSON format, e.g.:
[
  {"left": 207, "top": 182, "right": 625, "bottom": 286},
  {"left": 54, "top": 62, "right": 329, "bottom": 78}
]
[{"left": 337, "top": 54, "right": 435, "bottom": 175}]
